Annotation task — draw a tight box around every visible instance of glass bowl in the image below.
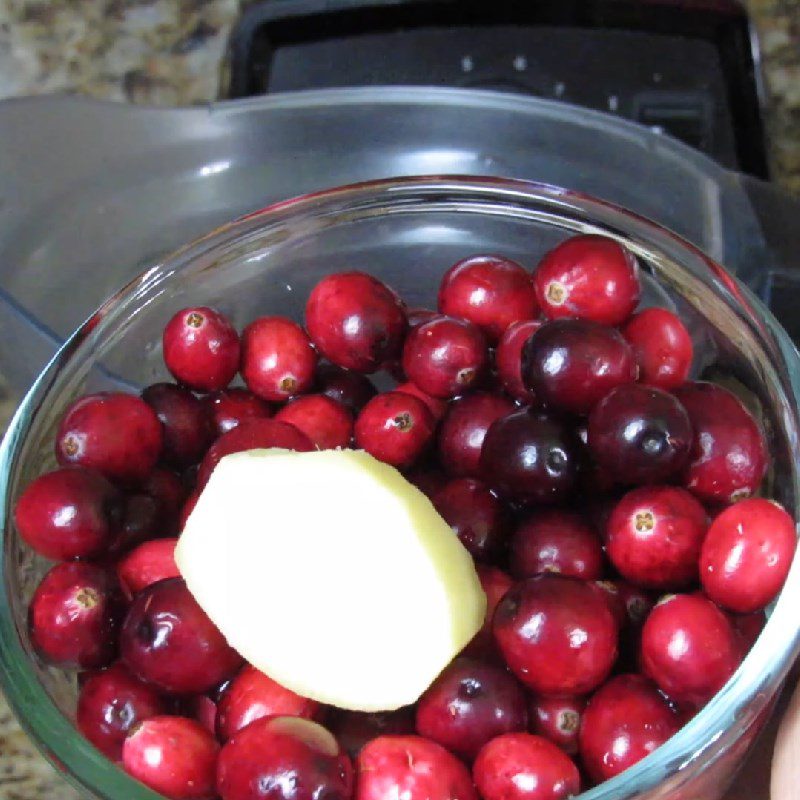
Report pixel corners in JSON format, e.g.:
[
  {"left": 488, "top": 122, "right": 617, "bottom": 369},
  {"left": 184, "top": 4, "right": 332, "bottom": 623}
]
[{"left": 1, "top": 176, "right": 800, "bottom": 800}]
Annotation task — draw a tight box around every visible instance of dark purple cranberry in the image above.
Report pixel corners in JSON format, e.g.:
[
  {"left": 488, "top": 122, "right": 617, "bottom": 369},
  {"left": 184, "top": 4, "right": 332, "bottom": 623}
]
[
  {"left": 108, "top": 493, "right": 162, "bottom": 556},
  {"left": 204, "top": 388, "right": 273, "bottom": 436},
  {"left": 315, "top": 362, "right": 378, "bottom": 414},
  {"left": 328, "top": 707, "right": 417, "bottom": 760}
]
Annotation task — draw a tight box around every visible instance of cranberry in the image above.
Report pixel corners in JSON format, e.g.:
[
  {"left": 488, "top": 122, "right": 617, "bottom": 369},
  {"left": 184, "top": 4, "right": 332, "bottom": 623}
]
[
  {"left": 579, "top": 674, "right": 680, "bottom": 783},
  {"left": 522, "top": 319, "right": 637, "bottom": 415},
  {"left": 29, "top": 562, "right": 121, "bottom": 669},
  {"left": 121, "top": 577, "right": 242, "bottom": 694},
  {"left": 622, "top": 308, "right": 693, "bottom": 390},
  {"left": 407, "top": 467, "right": 448, "bottom": 499},
  {"left": 730, "top": 610, "right": 766, "bottom": 654},
  {"left": 510, "top": 510, "right": 603, "bottom": 580},
  {"left": 116, "top": 538, "right": 180, "bottom": 600},
  {"left": 205, "top": 388, "right": 273, "bottom": 435},
  {"left": 591, "top": 581, "right": 627, "bottom": 629},
  {"left": 109, "top": 493, "right": 162, "bottom": 556},
  {"left": 217, "top": 665, "right": 321, "bottom": 741},
  {"left": 241, "top": 316, "right": 317, "bottom": 402},
  {"left": 438, "top": 392, "right": 514, "bottom": 477},
  {"left": 438, "top": 254, "right": 538, "bottom": 342},
  {"left": 432, "top": 478, "right": 508, "bottom": 560},
  {"left": 142, "top": 467, "right": 186, "bottom": 533},
  {"left": 179, "top": 490, "right": 201, "bottom": 531},
  {"left": 606, "top": 486, "right": 708, "bottom": 590},
  {"left": 496, "top": 320, "right": 542, "bottom": 403},
  {"left": 123, "top": 716, "right": 219, "bottom": 800},
  {"left": 673, "top": 381, "right": 767, "bottom": 504},
  {"left": 479, "top": 409, "right": 580, "bottom": 505},
  {"left": 529, "top": 695, "right": 585, "bottom": 755},
  {"left": 306, "top": 271, "right": 407, "bottom": 373},
  {"left": 14, "top": 467, "right": 121, "bottom": 560},
  {"left": 640, "top": 593, "right": 741, "bottom": 706},
  {"left": 218, "top": 716, "right": 353, "bottom": 800},
  {"left": 56, "top": 392, "right": 163, "bottom": 484},
  {"left": 163, "top": 306, "right": 240, "bottom": 392},
  {"left": 356, "top": 735, "right": 476, "bottom": 800},
  {"left": 315, "top": 363, "right": 378, "bottom": 414},
  {"left": 464, "top": 565, "right": 513, "bottom": 661},
  {"left": 186, "top": 694, "right": 219, "bottom": 736},
  {"left": 493, "top": 574, "right": 618, "bottom": 696},
  {"left": 416, "top": 656, "right": 527, "bottom": 761},
  {"left": 532, "top": 234, "right": 640, "bottom": 326},
  {"left": 142, "top": 383, "right": 215, "bottom": 467},
  {"left": 407, "top": 307, "right": 438, "bottom": 328},
  {"left": 700, "top": 497, "right": 796, "bottom": 613},
  {"left": 473, "top": 733, "right": 581, "bottom": 800},
  {"left": 588, "top": 384, "right": 692, "bottom": 485},
  {"left": 77, "top": 662, "right": 166, "bottom": 760},
  {"left": 329, "top": 707, "right": 416, "bottom": 759},
  {"left": 615, "top": 581, "right": 655, "bottom": 627},
  {"left": 354, "top": 392, "right": 434, "bottom": 469},
  {"left": 394, "top": 381, "right": 448, "bottom": 421},
  {"left": 275, "top": 394, "right": 353, "bottom": 450}
]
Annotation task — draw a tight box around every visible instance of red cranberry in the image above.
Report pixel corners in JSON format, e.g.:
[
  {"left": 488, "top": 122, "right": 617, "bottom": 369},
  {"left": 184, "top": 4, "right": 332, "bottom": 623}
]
[
  {"left": 356, "top": 735, "right": 476, "bottom": 800},
  {"left": 532, "top": 234, "right": 640, "bottom": 326},
  {"left": 479, "top": 409, "right": 580, "bottom": 505},
  {"left": 306, "top": 271, "right": 407, "bottom": 373},
  {"left": 142, "top": 383, "right": 215, "bottom": 467},
  {"left": 241, "top": 316, "right": 317, "bottom": 402},
  {"left": 606, "top": 486, "right": 708, "bottom": 590},
  {"left": 591, "top": 580, "right": 627, "bottom": 629},
  {"left": 579, "top": 674, "right": 680, "bottom": 783},
  {"left": 432, "top": 478, "right": 508, "bottom": 561},
  {"left": 315, "top": 363, "right": 378, "bottom": 414},
  {"left": 640, "top": 593, "right": 741, "bottom": 706},
  {"left": 179, "top": 490, "right": 201, "bottom": 531},
  {"left": 163, "top": 306, "right": 240, "bottom": 392},
  {"left": 185, "top": 694, "right": 219, "bottom": 736},
  {"left": 438, "top": 392, "right": 514, "bottom": 477},
  {"left": 394, "top": 381, "right": 448, "bottom": 421},
  {"left": 473, "top": 732, "right": 581, "bottom": 800},
  {"left": 496, "top": 320, "right": 542, "bottom": 403},
  {"left": 464, "top": 565, "right": 513, "bottom": 661},
  {"left": 217, "top": 665, "right": 320, "bottom": 741},
  {"left": 56, "top": 392, "right": 163, "bottom": 483},
  {"left": 109, "top": 493, "right": 162, "bottom": 556},
  {"left": 14, "top": 467, "right": 121, "bottom": 560},
  {"left": 141, "top": 467, "right": 186, "bottom": 536},
  {"left": 30, "top": 562, "right": 121, "bottom": 669},
  {"left": 510, "top": 510, "right": 603, "bottom": 580},
  {"left": 116, "top": 538, "right": 180, "bottom": 600},
  {"left": 588, "top": 384, "right": 692, "bottom": 485},
  {"left": 700, "top": 498, "right": 796, "bottom": 613},
  {"left": 218, "top": 716, "right": 353, "bottom": 800},
  {"left": 730, "top": 610, "right": 766, "bottom": 654},
  {"left": 329, "top": 707, "right": 416, "bottom": 759},
  {"left": 77, "top": 662, "right": 166, "bottom": 760},
  {"left": 673, "top": 381, "right": 767, "bottom": 504},
  {"left": 529, "top": 695, "right": 585, "bottom": 755},
  {"left": 407, "top": 307, "right": 438, "bottom": 328},
  {"left": 522, "top": 319, "right": 637, "bottom": 415},
  {"left": 615, "top": 581, "right": 655, "bottom": 627},
  {"left": 121, "top": 577, "right": 242, "bottom": 694},
  {"left": 354, "top": 392, "right": 434, "bottom": 469},
  {"left": 275, "top": 394, "right": 353, "bottom": 450},
  {"left": 406, "top": 467, "right": 448, "bottom": 499},
  {"left": 622, "top": 308, "right": 693, "bottom": 390},
  {"left": 438, "top": 254, "right": 538, "bottom": 342},
  {"left": 205, "top": 388, "right": 273, "bottom": 435},
  {"left": 416, "top": 656, "right": 528, "bottom": 761},
  {"left": 123, "top": 715, "right": 219, "bottom": 800},
  {"left": 493, "top": 574, "right": 618, "bottom": 696}
]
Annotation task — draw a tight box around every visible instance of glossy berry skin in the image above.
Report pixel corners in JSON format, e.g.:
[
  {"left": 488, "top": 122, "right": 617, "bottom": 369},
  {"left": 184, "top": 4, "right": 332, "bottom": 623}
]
[
  {"left": 329, "top": 707, "right": 416, "bottom": 760},
  {"left": 217, "top": 665, "right": 321, "bottom": 741},
  {"left": 163, "top": 306, "right": 240, "bottom": 392},
  {"left": 416, "top": 657, "right": 528, "bottom": 761},
  {"left": 529, "top": 695, "right": 585, "bottom": 755},
  {"left": 241, "top": 316, "right": 318, "bottom": 402},
  {"left": 510, "top": 510, "right": 603, "bottom": 580},
  {"left": 116, "top": 538, "right": 180, "bottom": 601},
  {"left": 56, "top": 392, "right": 163, "bottom": 483},
  {"left": 473, "top": 732, "right": 581, "bottom": 800},
  {"left": 493, "top": 574, "right": 618, "bottom": 696},
  {"left": 432, "top": 478, "right": 508, "bottom": 561},
  {"left": 438, "top": 254, "right": 538, "bottom": 342},
  {"left": 402, "top": 316, "right": 489, "bottom": 398},
  {"left": 622, "top": 308, "right": 693, "bottom": 390},
  {"left": 122, "top": 716, "right": 219, "bottom": 800},
  {"left": 465, "top": 565, "right": 514, "bottom": 661},
  {"left": 700, "top": 498, "right": 797, "bottom": 613},
  {"left": 275, "top": 394, "right": 353, "bottom": 450},
  {"left": 522, "top": 319, "right": 637, "bottom": 415},
  {"left": 315, "top": 363, "right": 377, "bottom": 414},
  {"left": 579, "top": 674, "right": 680, "bottom": 783},
  {"left": 673, "top": 381, "right": 767, "bottom": 504},
  {"left": 496, "top": 320, "right": 542, "bottom": 403},
  {"left": 438, "top": 392, "right": 515, "bottom": 477},
  {"left": 217, "top": 716, "right": 353, "bottom": 800},
  {"left": 121, "top": 577, "right": 242, "bottom": 695},
  {"left": 77, "top": 662, "right": 166, "bottom": 760},
  {"left": 533, "top": 234, "right": 640, "bottom": 326},
  {"left": 606, "top": 486, "right": 708, "bottom": 591},
  {"left": 480, "top": 409, "right": 580, "bottom": 505},
  {"left": 354, "top": 392, "right": 435, "bottom": 469},
  {"left": 204, "top": 388, "right": 272, "bottom": 436},
  {"left": 14, "top": 467, "right": 121, "bottom": 560},
  {"left": 142, "top": 383, "right": 215, "bottom": 467},
  {"left": 588, "top": 384, "right": 693, "bottom": 485},
  {"left": 394, "top": 381, "right": 448, "bottom": 422},
  {"left": 108, "top": 493, "right": 163, "bottom": 556},
  {"left": 640, "top": 593, "right": 741, "bottom": 706},
  {"left": 30, "top": 562, "right": 121, "bottom": 669},
  {"left": 305, "top": 271, "right": 407, "bottom": 373},
  {"left": 356, "top": 735, "right": 476, "bottom": 800}
]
